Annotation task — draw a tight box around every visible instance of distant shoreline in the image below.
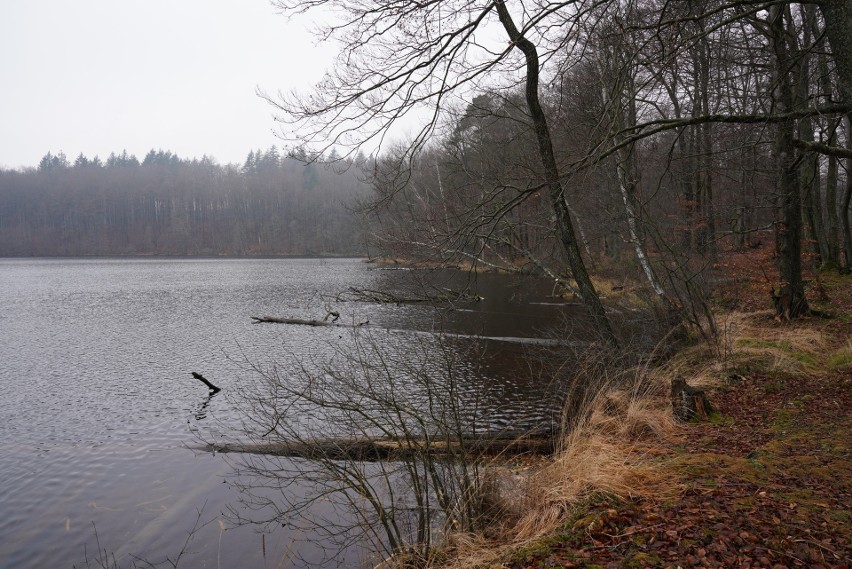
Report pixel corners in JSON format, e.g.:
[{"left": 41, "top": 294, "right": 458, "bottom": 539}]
[{"left": 0, "top": 254, "right": 369, "bottom": 260}]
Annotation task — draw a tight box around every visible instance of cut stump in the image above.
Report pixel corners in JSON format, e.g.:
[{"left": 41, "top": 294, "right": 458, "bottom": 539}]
[{"left": 671, "top": 378, "right": 714, "bottom": 422}]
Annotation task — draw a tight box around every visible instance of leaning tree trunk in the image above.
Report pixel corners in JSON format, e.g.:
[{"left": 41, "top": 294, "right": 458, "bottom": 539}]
[
  {"left": 770, "top": 5, "right": 809, "bottom": 320},
  {"left": 494, "top": 0, "right": 618, "bottom": 349}
]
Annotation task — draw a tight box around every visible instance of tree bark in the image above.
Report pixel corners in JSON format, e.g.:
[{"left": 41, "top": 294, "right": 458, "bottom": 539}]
[
  {"left": 826, "top": 147, "right": 840, "bottom": 265},
  {"left": 770, "top": 5, "right": 809, "bottom": 319},
  {"left": 251, "top": 316, "right": 370, "bottom": 327},
  {"left": 843, "top": 118, "right": 852, "bottom": 269},
  {"left": 842, "top": 167, "right": 852, "bottom": 270},
  {"left": 797, "top": 5, "right": 829, "bottom": 265},
  {"left": 205, "top": 429, "right": 555, "bottom": 461},
  {"left": 818, "top": 0, "right": 852, "bottom": 110},
  {"left": 594, "top": 53, "right": 667, "bottom": 299},
  {"left": 818, "top": 0, "right": 852, "bottom": 269},
  {"left": 494, "top": 0, "right": 618, "bottom": 349}
]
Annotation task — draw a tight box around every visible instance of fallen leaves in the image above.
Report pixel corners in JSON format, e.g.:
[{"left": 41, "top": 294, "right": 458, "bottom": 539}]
[
  {"left": 502, "top": 265, "right": 851, "bottom": 569},
  {"left": 506, "top": 369, "right": 850, "bottom": 568}
]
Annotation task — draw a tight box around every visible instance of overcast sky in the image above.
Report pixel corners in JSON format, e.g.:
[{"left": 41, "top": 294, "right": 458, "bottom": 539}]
[{"left": 0, "top": 0, "right": 338, "bottom": 169}]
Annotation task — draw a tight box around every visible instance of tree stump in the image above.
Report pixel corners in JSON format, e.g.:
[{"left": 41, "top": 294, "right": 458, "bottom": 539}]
[{"left": 671, "top": 378, "right": 714, "bottom": 422}]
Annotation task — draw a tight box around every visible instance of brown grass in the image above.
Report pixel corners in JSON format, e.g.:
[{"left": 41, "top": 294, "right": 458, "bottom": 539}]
[
  {"left": 646, "top": 310, "right": 829, "bottom": 393},
  {"left": 512, "top": 381, "right": 680, "bottom": 539},
  {"left": 434, "top": 271, "right": 852, "bottom": 568},
  {"left": 440, "top": 370, "right": 682, "bottom": 568},
  {"left": 419, "top": 311, "right": 842, "bottom": 568}
]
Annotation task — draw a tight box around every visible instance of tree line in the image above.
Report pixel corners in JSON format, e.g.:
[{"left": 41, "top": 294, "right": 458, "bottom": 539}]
[
  {"left": 266, "top": 0, "right": 851, "bottom": 340},
  {"left": 0, "top": 147, "right": 369, "bottom": 256}
]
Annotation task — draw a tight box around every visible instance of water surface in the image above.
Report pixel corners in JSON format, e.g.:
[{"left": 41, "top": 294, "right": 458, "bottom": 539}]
[{"left": 0, "top": 258, "right": 589, "bottom": 568}]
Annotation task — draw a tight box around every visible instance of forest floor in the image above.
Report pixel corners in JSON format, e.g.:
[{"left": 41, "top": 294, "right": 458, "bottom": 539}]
[{"left": 461, "top": 245, "right": 851, "bottom": 569}]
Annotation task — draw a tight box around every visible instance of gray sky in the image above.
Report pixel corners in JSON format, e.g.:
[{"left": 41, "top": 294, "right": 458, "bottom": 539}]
[{"left": 0, "top": 0, "right": 335, "bottom": 169}]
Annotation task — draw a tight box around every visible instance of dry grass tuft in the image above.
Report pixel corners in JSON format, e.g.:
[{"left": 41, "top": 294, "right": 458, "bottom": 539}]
[
  {"left": 438, "top": 369, "right": 682, "bottom": 569},
  {"left": 585, "top": 382, "right": 678, "bottom": 443},
  {"left": 513, "top": 426, "right": 678, "bottom": 542},
  {"left": 828, "top": 338, "right": 852, "bottom": 370},
  {"left": 651, "top": 310, "right": 829, "bottom": 389},
  {"left": 456, "top": 374, "right": 681, "bottom": 565},
  {"left": 437, "top": 340, "right": 713, "bottom": 567},
  {"left": 716, "top": 311, "right": 827, "bottom": 374}
]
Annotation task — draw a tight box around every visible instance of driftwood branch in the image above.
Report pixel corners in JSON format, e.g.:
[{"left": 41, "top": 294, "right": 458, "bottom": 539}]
[{"left": 191, "top": 372, "right": 221, "bottom": 394}]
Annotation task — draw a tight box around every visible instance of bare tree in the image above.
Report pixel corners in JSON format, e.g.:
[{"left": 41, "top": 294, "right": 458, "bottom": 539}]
[
  {"left": 221, "top": 328, "right": 547, "bottom": 564},
  {"left": 267, "top": 0, "right": 620, "bottom": 347}
]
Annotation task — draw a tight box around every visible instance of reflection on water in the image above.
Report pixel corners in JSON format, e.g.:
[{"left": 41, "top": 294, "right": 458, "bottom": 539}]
[
  {"left": 223, "top": 326, "right": 553, "bottom": 563},
  {"left": 194, "top": 392, "right": 219, "bottom": 421},
  {"left": 0, "top": 258, "right": 623, "bottom": 568}
]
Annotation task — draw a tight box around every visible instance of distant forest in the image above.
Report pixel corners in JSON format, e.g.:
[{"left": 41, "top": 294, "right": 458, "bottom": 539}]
[{"left": 0, "top": 147, "right": 369, "bottom": 256}]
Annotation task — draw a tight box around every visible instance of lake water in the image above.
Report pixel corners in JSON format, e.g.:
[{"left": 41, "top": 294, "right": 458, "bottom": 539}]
[{"left": 0, "top": 258, "right": 598, "bottom": 568}]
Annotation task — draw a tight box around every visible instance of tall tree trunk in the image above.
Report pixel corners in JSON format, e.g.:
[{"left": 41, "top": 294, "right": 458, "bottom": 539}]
[
  {"left": 797, "top": 4, "right": 829, "bottom": 264},
  {"left": 818, "top": 0, "right": 852, "bottom": 268},
  {"left": 843, "top": 117, "right": 852, "bottom": 270},
  {"left": 825, "top": 132, "right": 840, "bottom": 265},
  {"left": 842, "top": 173, "right": 852, "bottom": 269},
  {"left": 770, "top": 5, "right": 809, "bottom": 319},
  {"left": 691, "top": 30, "right": 716, "bottom": 257},
  {"left": 699, "top": 40, "right": 716, "bottom": 258},
  {"left": 818, "top": 0, "right": 852, "bottom": 109},
  {"left": 596, "top": 55, "right": 666, "bottom": 298},
  {"left": 664, "top": 66, "right": 695, "bottom": 251},
  {"left": 494, "top": 0, "right": 618, "bottom": 348},
  {"left": 813, "top": 24, "right": 841, "bottom": 265}
]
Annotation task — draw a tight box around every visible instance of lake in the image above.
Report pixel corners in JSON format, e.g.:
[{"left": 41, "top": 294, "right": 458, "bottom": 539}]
[{"left": 0, "top": 258, "right": 600, "bottom": 568}]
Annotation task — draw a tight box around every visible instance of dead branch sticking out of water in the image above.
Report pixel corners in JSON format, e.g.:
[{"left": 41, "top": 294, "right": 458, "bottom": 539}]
[
  {"left": 336, "top": 287, "right": 483, "bottom": 304},
  {"left": 204, "top": 429, "right": 553, "bottom": 462},
  {"left": 191, "top": 372, "right": 221, "bottom": 393}
]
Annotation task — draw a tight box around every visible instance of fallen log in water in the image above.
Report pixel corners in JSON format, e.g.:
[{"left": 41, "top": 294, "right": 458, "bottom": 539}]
[
  {"left": 335, "top": 287, "right": 483, "bottom": 304},
  {"left": 203, "top": 429, "right": 554, "bottom": 462},
  {"left": 250, "top": 316, "right": 369, "bottom": 327},
  {"left": 251, "top": 316, "right": 333, "bottom": 326}
]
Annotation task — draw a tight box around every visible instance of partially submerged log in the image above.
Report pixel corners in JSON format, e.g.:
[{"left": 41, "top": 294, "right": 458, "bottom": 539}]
[
  {"left": 192, "top": 372, "right": 221, "bottom": 394},
  {"left": 671, "top": 378, "right": 714, "bottom": 422},
  {"left": 203, "top": 429, "right": 554, "bottom": 462},
  {"left": 251, "top": 316, "right": 333, "bottom": 326},
  {"left": 251, "top": 316, "right": 369, "bottom": 327},
  {"left": 336, "top": 287, "right": 483, "bottom": 304}
]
